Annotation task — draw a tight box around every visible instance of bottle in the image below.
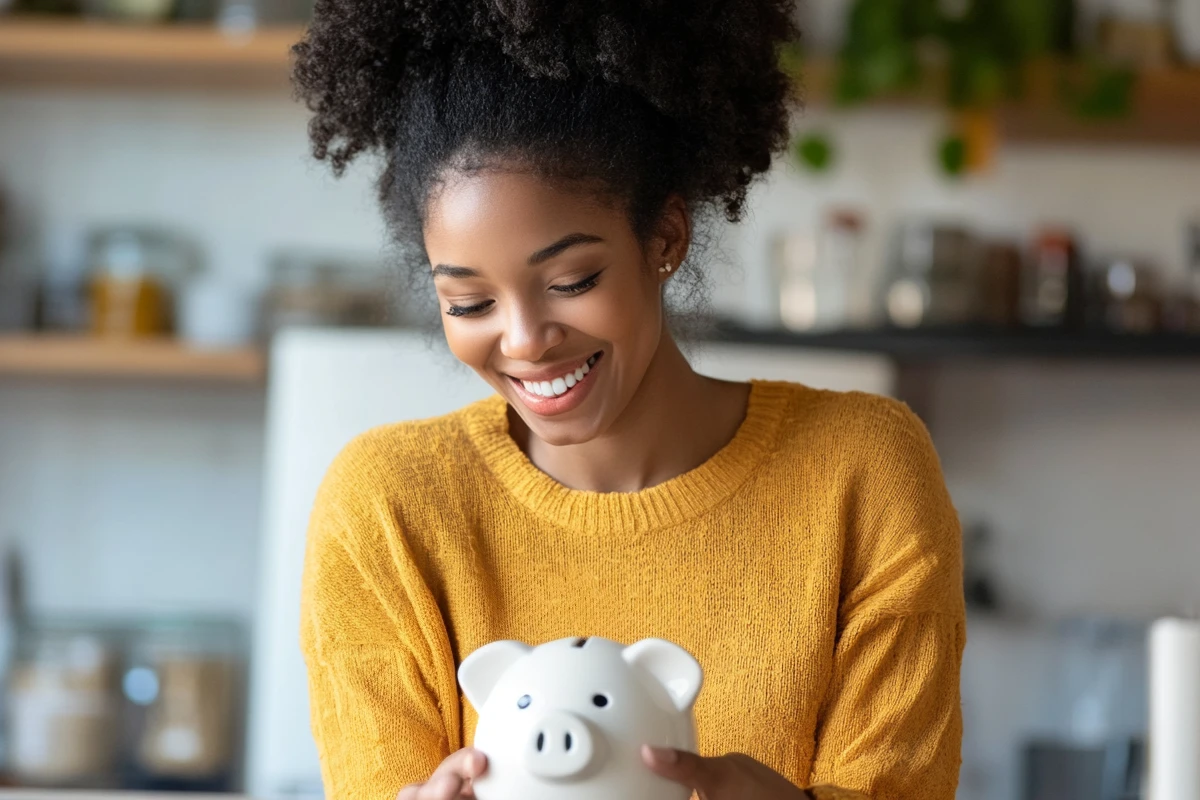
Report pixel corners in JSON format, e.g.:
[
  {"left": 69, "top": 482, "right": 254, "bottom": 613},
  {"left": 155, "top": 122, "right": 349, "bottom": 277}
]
[{"left": 1021, "top": 228, "right": 1085, "bottom": 330}]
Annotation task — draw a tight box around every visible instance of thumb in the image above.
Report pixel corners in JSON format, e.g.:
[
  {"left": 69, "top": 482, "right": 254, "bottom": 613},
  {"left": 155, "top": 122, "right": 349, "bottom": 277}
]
[{"left": 641, "top": 745, "right": 722, "bottom": 792}]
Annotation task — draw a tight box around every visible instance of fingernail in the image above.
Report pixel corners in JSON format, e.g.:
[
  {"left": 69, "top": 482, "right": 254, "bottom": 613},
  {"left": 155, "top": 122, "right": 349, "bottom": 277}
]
[{"left": 647, "top": 745, "right": 678, "bottom": 764}]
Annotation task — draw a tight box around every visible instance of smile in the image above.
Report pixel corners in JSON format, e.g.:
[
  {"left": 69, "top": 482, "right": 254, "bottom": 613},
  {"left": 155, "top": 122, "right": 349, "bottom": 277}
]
[
  {"left": 518, "top": 353, "right": 599, "bottom": 398},
  {"left": 507, "top": 352, "right": 604, "bottom": 417}
]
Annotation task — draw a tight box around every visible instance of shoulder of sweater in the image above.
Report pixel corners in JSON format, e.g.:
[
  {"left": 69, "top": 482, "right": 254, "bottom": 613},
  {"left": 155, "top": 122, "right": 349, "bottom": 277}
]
[
  {"left": 314, "top": 396, "right": 493, "bottom": 517},
  {"left": 769, "top": 382, "right": 931, "bottom": 455}
]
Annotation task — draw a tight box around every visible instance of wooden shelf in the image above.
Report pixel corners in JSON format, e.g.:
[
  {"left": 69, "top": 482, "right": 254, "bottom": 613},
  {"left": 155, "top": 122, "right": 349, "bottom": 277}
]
[
  {"left": 0, "top": 17, "right": 303, "bottom": 89},
  {"left": 1000, "top": 65, "right": 1200, "bottom": 146},
  {"left": 798, "top": 57, "right": 1200, "bottom": 147},
  {"left": 0, "top": 335, "right": 266, "bottom": 382},
  {"left": 712, "top": 321, "right": 1200, "bottom": 363}
]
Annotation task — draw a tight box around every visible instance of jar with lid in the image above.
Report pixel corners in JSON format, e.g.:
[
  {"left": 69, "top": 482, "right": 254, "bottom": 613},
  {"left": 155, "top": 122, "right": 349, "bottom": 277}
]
[
  {"left": 881, "top": 222, "right": 979, "bottom": 329},
  {"left": 87, "top": 227, "right": 199, "bottom": 338},
  {"left": 120, "top": 618, "right": 244, "bottom": 792},
  {"left": 6, "top": 621, "right": 122, "bottom": 788},
  {"left": 774, "top": 209, "right": 868, "bottom": 332}
]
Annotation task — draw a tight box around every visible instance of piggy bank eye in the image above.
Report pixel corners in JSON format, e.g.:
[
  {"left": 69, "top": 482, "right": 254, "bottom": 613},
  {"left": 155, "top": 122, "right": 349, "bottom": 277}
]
[
  {"left": 517, "top": 695, "right": 532, "bottom": 709},
  {"left": 592, "top": 694, "right": 610, "bottom": 708}
]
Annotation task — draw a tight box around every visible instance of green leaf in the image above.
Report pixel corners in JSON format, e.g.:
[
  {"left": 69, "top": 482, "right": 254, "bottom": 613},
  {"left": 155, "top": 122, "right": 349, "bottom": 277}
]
[
  {"left": 793, "top": 133, "right": 836, "bottom": 173},
  {"left": 938, "top": 134, "right": 968, "bottom": 177}
]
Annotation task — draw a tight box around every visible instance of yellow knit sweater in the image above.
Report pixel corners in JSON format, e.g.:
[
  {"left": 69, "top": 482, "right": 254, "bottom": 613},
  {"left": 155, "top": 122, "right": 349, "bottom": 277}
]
[{"left": 301, "top": 381, "right": 966, "bottom": 800}]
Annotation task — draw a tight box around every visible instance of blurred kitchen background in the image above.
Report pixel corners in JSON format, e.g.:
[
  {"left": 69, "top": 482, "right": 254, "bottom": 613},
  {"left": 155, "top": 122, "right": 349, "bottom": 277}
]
[{"left": 1, "top": 0, "right": 1199, "bottom": 798}]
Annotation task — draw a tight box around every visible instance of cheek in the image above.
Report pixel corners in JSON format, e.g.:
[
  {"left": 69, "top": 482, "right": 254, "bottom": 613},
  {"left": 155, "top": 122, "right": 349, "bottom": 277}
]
[
  {"left": 578, "top": 271, "right": 661, "bottom": 347},
  {"left": 442, "top": 319, "right": 495, "bottom": 373}
]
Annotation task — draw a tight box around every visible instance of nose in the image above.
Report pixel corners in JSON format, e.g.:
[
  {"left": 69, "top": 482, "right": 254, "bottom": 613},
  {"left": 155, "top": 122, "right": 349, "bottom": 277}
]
[
  {"left": 523, "top": 711, "right": 597, "bottom": 780},
  {"left": 499, "top": 305, "right": 565, "bottom": 364}
]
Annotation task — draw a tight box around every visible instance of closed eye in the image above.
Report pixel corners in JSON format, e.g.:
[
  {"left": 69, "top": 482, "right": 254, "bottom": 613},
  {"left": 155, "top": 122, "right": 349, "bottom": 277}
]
[
  {"left": 445, "top": 299, "right": 495, "bottom": 318},
  {"left": 550, "top": 270, "right": 603, "bottom": 296}
]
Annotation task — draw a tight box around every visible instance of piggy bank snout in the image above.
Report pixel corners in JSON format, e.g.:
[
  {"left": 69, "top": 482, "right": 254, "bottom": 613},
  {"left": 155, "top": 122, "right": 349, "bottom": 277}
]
[{"left": 523, "top": 710, "right": 598, "bottom": 780}]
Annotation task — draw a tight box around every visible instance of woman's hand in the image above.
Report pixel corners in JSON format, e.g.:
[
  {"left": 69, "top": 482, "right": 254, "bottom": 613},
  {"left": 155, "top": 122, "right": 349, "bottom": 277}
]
[
  {"left": 642, "top": 745, "right": 814, "bottom": 800},
  {"left": 397, "top": 748, "right": 487, "bottom": 800}
]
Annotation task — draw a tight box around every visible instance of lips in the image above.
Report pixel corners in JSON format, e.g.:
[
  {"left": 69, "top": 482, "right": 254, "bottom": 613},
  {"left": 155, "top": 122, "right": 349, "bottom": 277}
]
[
  {"left": 515, "top": 353, "right": 598, "bottom": 398},
  {"left": 507, "top": 352, "right": 604, "bottom": 417}
]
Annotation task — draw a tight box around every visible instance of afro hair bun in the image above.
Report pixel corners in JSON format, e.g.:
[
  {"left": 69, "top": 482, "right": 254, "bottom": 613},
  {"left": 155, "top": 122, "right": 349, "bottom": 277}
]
[{"left": 293, "top": 0, "right": 799, "bottom": 222}]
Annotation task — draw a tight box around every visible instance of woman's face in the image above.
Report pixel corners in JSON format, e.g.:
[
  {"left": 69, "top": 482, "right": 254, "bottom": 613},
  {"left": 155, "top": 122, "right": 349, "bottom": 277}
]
[{"left": 423, "top": 169, "right": 682, "bottom": 446}]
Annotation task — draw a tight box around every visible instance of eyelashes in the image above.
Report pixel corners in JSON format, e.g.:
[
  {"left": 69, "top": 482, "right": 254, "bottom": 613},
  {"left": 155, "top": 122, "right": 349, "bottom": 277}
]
[
  {"left": 444, "top": 270, "right": 604, "bottom": 318},
  {"left": 550, "top": 270, "right": 603, "bottom": 296},
  {"left": 446, "top": 300, "right": 494, "bottom": 317}
]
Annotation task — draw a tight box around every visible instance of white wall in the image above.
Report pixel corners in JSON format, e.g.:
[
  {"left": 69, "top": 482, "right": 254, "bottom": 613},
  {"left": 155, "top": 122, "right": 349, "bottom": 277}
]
[
  {"left": 930, "top": 363, "right": 1200, "bottom": 800},
  {"left": 0, "top": 378, "right": 265, "bottom": 620}
]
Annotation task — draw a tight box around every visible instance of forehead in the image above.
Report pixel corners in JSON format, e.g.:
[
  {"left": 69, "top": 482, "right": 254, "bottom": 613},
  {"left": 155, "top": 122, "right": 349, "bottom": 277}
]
[{"left": 423, "top": 170, "right": 629, "bottom": 261}]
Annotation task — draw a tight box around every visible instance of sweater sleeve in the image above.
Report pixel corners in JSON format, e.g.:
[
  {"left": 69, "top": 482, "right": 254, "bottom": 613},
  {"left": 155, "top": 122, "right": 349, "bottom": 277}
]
[
  {"left": 300, "top": 438, "right": 462, "bottom": 800},
  {"left": 807, "top": 399, "right": 966, "bottom": 800}
]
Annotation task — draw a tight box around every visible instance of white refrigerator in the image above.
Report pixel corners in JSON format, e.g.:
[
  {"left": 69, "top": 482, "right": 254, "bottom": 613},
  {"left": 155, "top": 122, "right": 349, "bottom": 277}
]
[{"left": 246, "top": 327, "right": 895, "bottom": 798}]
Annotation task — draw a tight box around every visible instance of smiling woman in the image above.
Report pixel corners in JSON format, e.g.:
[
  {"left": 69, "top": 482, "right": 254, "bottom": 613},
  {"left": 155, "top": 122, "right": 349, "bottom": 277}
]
[{"left": 292, "top": 1, "right": 966, "bottom": 799}]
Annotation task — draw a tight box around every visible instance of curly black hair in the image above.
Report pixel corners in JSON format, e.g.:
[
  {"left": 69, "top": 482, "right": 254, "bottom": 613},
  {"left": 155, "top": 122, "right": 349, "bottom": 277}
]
[{"left": 293, "top": 0, "right": 799, "bottom": 269}]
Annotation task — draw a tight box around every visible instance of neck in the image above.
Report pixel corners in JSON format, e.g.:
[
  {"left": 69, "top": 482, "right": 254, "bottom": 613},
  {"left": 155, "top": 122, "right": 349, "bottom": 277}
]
[{"left": 519, "top": 332, "right": 750, "bottom": 493}]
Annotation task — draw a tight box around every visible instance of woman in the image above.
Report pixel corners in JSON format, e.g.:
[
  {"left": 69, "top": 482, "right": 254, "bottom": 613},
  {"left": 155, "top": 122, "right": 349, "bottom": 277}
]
[{"left": 294, "top": 1, "right": 966, "bottom": 798}]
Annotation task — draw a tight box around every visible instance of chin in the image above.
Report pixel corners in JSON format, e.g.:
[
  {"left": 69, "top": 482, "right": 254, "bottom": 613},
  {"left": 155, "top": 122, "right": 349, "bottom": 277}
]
[{"left": 521, "top": 413, "right": 606, "bottom": 448}]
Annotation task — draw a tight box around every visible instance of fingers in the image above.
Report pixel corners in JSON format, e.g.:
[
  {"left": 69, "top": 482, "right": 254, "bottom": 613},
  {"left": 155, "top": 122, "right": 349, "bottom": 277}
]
[
  {"left": 641, "top": 745, "right": 721, "bottom": 790},
  {"left": 397, "top": 749, "right": 487, "bottom": 800}
]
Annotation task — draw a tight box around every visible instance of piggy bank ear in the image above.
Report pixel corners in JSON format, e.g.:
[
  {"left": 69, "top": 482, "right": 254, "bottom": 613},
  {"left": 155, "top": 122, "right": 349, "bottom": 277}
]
[
  {"left": 622, "top": 638, "right": 703, "bottom": 711},
  {"left": 458, "top": 640, "right": 533, "bottom": 710}
]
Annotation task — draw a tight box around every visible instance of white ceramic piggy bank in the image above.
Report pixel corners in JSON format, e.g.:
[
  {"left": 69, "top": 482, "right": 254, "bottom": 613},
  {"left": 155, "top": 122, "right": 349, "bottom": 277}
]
[{"left": 458, "top": 636, "right": 703, "bottom": 800}]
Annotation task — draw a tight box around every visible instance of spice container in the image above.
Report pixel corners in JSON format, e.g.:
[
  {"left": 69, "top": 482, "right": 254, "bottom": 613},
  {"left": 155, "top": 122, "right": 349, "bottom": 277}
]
[
  {"left": 121, "top": 619, "right": 243, "bottom": 792},
  {"left": 7, "top": 624, "right": 121, "bottom": 788}
]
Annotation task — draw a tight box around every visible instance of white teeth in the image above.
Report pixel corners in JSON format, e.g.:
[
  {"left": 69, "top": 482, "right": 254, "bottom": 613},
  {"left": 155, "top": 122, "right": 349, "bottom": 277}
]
[{"left": 519, "top": 355, "right": 598, "bottom": 399}]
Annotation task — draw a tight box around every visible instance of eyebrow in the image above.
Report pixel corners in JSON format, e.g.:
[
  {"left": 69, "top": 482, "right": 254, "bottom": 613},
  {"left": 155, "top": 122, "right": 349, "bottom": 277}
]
[
  {"left": 430, "top": 232, "right": 605, "bottom": 279},
  {"left": 527, "top": 232, "right": 605, "bottom": 266}
]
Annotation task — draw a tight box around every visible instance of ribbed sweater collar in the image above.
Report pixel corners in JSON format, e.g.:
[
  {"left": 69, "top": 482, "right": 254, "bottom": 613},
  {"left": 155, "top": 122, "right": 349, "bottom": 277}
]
[{"left": 461, "top": 380, "right": 791, "bottom": 533}]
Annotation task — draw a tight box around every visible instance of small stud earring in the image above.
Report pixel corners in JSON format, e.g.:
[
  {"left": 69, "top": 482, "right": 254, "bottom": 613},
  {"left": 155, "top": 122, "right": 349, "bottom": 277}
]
[{"left": 659, "top": 262, "right": 673, "bottom": 274}]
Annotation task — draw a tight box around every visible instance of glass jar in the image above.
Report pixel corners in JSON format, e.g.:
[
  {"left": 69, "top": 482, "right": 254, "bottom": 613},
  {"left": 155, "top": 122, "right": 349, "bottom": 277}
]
[
  {"left": 6, "top": 623, "right": 122, "bottom": 788},
  {"left": 87, "top": 227, "right": 198, "bottom": 338},
  {"left": 774, "top": 209, "right": 868, "bottom": 332},
  {"left": 121, "top": 619, "right": 244, "bottom": 792}
]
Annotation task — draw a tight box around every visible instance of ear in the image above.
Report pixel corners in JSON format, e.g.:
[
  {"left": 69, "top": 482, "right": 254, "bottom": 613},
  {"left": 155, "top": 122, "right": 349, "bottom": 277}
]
[
  {"left": 458, "top": 640, "right": 533, "bottom": 711},
  {"left": 622, "top": 638, "right": 703, "bottom": 711},
  {"left": 649, "top": 194, "right": 691, "bottom": 279}
]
